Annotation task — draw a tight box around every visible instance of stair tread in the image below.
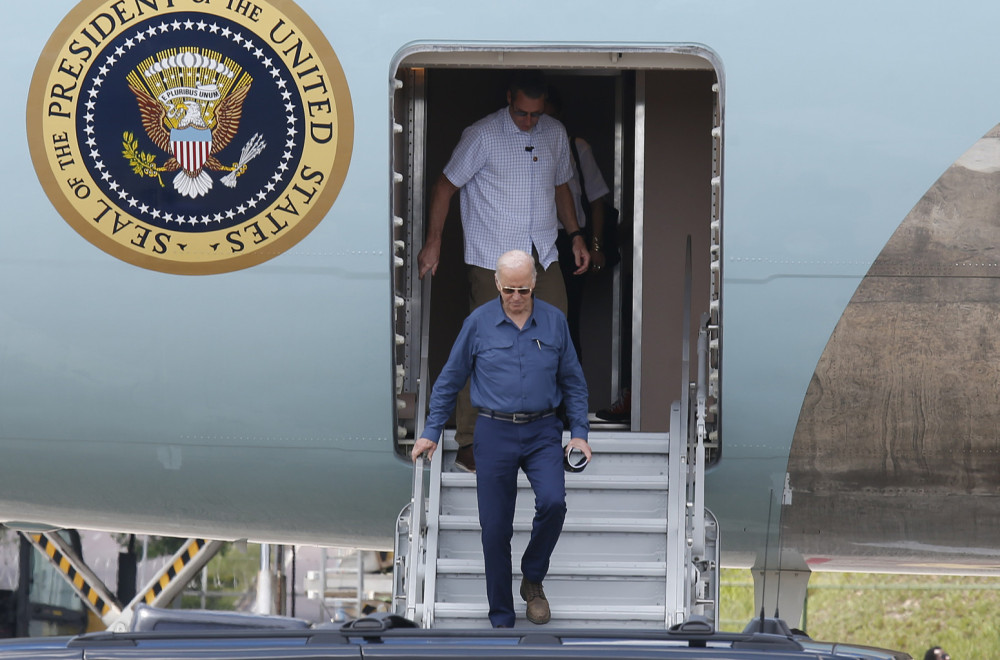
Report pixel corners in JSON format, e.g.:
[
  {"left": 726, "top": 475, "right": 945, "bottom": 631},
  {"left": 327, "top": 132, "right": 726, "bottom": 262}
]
[
  {"left": 439, "top": 432, "right": 671, "bottom": 454},
  {"left": 440, "top": 474, "right": 669, "bottom": 489},
  {"left": 434, "top": 602, "right": 669, "bottom": 620},
  {"left": 438, "top": 515, "right": 667, "bottom": 533},
  {"left": 436, "top": 559, "right": 667, "bottom": 576}
]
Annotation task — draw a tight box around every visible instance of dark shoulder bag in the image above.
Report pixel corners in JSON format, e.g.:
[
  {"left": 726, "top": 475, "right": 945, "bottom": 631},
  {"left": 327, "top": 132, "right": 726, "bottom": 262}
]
[{"left": 570, "top": 138, "right": 621, "bottom": 269}]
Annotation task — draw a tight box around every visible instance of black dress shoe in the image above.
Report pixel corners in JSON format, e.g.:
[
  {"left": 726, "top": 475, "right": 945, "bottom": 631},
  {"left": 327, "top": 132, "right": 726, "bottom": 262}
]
[
  {"left": 596, "top": 388, "right": 631, "bottom": 422},
  {"left": 454, "top": 444, "right": 475, "bottom": 473}
]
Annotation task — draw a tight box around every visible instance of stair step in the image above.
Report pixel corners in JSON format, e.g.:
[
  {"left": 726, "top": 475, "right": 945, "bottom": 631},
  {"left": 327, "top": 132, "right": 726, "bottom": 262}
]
[
  {"left": 437, "top": 530, "right": 666, "bottom": 564},
  {"left": 440, "top": 473, "right": 669, "bottom": 490},
  {"left": 433, "top": 602, "right": 668, "bottom": 622},
  {"left": 442, "top": 495, "right": 669, "bottom": 520},
  {"left": 437, "top": 434, "right": 673, "bottom": 477},
  {"left": 439, "top": 432, "right": 672, "bottom": 455},
  {"left": 439, "top": 515, "right": 667, "bottom": 534},
  {"left": 436, "top": 559, "right": 667, "bottom": 577},
  {"left": 434, "top": 572, "right": 672, "bottom": 605}
]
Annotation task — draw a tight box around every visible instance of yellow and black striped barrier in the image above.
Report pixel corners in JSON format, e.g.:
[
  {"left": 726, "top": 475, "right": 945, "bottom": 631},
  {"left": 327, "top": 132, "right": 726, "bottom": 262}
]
[
  {"left": 27, "top": 533, "right": 121, "bottom": 621},
  {"left": 142, "top": 538, "right": 209, "bottom": 604}
]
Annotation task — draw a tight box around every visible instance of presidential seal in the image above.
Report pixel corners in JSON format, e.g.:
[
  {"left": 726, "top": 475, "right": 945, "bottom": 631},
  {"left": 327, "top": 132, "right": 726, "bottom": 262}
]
[{"left": 28, "top": 0, "right": 353, "bottom": 274}]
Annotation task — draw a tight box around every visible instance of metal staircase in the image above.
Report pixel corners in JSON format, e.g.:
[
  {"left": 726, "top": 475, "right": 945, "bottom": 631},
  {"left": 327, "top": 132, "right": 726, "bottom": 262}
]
[
  {"left": 394, "top": 402, "right": 718, "bottom": 629},
  {"left": 393, "top": 236, "right": 720, "bottom": 629}
]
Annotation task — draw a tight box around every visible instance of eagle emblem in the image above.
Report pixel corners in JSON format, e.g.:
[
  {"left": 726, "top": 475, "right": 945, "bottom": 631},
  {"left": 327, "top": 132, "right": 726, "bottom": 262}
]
[{"left": 125, "top": 49, "right": 265, "bottom": 198}]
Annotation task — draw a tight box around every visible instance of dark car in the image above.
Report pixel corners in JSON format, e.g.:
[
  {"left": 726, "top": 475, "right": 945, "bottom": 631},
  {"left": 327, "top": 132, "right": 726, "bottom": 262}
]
[{"left": 0, "top": 608, "right": 911, "bottom": 660}]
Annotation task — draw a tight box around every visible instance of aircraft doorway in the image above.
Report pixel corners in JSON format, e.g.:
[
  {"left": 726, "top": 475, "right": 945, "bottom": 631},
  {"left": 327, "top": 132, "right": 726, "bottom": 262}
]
[{"left": 391, "top": 48, "right": 721, "bottom": 459}]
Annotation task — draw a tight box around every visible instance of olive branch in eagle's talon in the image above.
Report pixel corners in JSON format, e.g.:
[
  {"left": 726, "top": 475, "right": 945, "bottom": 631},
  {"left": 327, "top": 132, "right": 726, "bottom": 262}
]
[{"left": 122, "top": 131, "right": 165, "bottom": 187}]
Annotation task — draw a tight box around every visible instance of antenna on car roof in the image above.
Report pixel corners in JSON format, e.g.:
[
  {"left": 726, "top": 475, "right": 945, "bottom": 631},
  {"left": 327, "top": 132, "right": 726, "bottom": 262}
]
[
  {"left": 758, "top": 488, "right": 774, "bottom": 630},
  {"left": 773, "top": 496, "right": 786, "bottom": 619}
]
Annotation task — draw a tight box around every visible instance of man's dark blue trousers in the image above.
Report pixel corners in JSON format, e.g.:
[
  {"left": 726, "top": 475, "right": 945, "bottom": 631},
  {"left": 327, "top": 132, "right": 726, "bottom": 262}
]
[{"left": 473, "top": 414, "right": 567, "bottom": 628}]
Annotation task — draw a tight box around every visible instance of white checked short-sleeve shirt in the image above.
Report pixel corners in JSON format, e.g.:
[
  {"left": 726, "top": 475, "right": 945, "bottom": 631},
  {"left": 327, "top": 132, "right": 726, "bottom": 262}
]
[
  {"left": 564, "top": 137, "right": 611, "bottom": 230},
  {"left": 443, "top": 107, "right": 574, "bottom": 270}
]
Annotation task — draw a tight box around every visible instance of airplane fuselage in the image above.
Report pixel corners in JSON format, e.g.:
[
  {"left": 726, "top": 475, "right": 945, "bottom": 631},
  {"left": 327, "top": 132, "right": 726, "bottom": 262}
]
[{"left": 4, "top": 0, "right": 1000, "bottom": 583}]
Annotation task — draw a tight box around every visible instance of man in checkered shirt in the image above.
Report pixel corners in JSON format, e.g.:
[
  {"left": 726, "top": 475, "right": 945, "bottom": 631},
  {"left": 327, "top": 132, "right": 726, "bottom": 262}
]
[{"left": 417, "top": 72, "right": 590, "bottom": 471}]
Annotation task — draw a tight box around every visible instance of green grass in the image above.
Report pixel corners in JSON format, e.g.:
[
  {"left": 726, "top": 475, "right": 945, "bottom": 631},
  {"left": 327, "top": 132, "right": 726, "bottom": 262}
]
[
  {"left": 720, "top": 568, "right": 1000, "bottom": 659},
  {"left": 167, "top": 545, "right": 999, "bottom": 658},
  {"left": 177, "top": 542, "right": 261, "bottom": 610}
]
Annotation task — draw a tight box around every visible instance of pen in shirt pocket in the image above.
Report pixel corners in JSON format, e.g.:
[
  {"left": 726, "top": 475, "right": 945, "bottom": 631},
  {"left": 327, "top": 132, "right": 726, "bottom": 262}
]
[{"left": 535, "top": 339, "right": 541, "bottom": 350}]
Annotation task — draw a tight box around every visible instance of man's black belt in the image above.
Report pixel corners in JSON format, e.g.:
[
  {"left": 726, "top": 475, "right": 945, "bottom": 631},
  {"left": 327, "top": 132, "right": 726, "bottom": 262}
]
[{"left": 478, "top": 408, "right": 556, "bottom": 424}]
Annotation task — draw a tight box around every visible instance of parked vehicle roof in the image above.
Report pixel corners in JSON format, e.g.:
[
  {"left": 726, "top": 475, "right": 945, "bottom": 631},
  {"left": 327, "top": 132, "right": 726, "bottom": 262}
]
[{"left": 0, "top": 610, "right": 911, "bottom": 660}]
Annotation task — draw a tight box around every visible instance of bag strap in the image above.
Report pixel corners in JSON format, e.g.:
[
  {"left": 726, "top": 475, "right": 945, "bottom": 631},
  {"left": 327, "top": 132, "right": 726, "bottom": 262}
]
[{"left": 569, "top": 137, "right": 591, "bottom": 220}]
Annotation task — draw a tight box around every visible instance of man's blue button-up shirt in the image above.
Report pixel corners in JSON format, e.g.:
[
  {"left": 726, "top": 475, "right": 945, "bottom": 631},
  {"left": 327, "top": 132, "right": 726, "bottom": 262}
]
[{"left": 421, "top": 297, "right": 589, "bottom": 444}]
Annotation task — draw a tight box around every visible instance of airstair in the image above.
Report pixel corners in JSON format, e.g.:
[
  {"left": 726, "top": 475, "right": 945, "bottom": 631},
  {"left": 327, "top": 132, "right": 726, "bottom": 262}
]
[
  {"left": 393, "top": 224, "right": 721, "bottom": 628},
  {"left": 394, "top": 319, "right": 719, "bottom": 629}
]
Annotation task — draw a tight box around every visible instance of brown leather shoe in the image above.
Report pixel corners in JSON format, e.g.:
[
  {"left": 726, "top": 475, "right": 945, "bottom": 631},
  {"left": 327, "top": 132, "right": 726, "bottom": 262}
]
[
  {"left": 454, "top": 445, "right": 475, "bottom": 473},
  {"left": 519, "top": 578, "right": 550, "bottom": 624}
]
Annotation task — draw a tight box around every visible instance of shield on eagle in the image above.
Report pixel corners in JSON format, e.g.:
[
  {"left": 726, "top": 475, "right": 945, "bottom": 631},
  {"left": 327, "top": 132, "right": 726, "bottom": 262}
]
[{"left": 170, "top": 127, "right": 213, "bottom": 173}]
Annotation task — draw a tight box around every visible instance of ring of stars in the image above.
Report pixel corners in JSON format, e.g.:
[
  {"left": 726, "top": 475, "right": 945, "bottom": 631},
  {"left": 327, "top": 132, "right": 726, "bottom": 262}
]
[{"left": 81, "top": 17, "right": 300, "bottom": 228}]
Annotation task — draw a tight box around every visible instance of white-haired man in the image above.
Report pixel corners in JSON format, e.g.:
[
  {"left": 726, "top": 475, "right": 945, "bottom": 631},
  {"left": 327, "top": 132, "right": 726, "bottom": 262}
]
[{"left": 412, "top": 249, "right": 591, "bottom": 628}]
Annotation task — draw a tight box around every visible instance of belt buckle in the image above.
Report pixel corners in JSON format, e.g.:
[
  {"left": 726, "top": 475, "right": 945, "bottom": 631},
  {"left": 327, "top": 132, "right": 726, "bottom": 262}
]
[{"left": 511, "top": 412, "right": 525, "bottom": 423}]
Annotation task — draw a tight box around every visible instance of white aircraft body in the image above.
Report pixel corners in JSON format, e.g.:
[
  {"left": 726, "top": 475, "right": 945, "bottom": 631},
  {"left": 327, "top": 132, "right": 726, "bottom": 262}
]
[{"left": 4, "top": 0, "right": 1000, "bottom": 611}]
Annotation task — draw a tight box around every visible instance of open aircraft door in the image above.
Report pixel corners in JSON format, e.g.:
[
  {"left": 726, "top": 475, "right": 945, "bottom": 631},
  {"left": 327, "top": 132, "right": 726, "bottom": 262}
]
[{"left": 389, "top": 47, "right": 721, "bottom": 455}]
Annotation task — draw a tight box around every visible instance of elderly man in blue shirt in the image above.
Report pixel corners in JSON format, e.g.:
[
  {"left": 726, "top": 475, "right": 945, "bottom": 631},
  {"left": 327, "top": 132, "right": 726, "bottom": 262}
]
[{"left": 412, "top": 249, "right": 592, "bottom": 629}]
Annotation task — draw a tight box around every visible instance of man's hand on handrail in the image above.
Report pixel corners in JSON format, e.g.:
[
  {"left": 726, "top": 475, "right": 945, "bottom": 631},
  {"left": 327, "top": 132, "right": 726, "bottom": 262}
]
[{"left": 411, "top": 437, "right": 438, "bottom": 463}]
